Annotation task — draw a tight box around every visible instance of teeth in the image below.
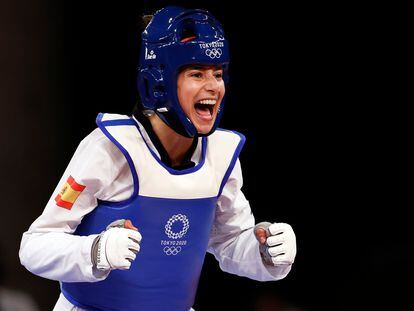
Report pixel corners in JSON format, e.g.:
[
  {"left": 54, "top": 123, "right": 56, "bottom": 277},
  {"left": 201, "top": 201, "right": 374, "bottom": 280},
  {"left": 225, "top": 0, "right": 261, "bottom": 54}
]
[{"left": 198, "top": 99, "right": 216, "bottom": 105}]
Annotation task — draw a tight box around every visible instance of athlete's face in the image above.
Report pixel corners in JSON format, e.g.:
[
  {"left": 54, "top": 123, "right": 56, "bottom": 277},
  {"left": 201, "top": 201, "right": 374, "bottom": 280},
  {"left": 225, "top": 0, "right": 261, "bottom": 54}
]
[{"left": 177, "top": 65, "right": 225, "bottom": 135}]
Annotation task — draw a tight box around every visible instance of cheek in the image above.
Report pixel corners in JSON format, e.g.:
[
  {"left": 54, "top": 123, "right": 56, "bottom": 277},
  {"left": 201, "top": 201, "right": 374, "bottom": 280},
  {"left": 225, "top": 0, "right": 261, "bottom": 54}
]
[
  {"left": 177, "top": 83, "right": 198, "bottom": 113},
  {"left": 219, "top": 84, "right": 226, "bottom": 100},
  {"left": 215, "top": 84, "right": 226, "bottom": 106}
]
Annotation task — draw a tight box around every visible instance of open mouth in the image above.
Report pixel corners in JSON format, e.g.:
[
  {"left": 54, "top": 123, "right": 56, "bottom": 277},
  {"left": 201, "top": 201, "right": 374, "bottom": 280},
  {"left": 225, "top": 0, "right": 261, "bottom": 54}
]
[{"left": 194, "top": 99, "right": 216, "bottom": 120}]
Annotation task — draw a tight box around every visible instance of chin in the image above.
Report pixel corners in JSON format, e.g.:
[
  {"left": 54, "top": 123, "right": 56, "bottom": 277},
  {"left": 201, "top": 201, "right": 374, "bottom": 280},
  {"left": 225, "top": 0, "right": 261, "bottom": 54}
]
[
  {"left": 196, "top": 125, "right": 214, "bottom": 135},
  {"left": 192, "top": 113, "right": 217, "bottom": 135}
]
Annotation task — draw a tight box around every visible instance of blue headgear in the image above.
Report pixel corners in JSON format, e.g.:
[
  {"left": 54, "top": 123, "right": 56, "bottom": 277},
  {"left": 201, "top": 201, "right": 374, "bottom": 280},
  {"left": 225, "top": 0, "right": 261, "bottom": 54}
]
[{"left": 137, "top": 6, "right": 230, "bottom": 138}]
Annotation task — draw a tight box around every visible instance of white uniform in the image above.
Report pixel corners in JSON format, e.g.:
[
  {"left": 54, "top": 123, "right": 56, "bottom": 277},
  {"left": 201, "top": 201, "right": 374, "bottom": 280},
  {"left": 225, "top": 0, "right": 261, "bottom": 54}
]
[{"left": 19, "top": 116, "right": 291, "bottom": 310}]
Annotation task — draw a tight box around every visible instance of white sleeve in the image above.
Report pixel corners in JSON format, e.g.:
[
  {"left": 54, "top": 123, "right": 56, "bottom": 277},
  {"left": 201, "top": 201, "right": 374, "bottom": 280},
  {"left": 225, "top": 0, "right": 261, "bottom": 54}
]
[
  {"left": 19, "top": 128, "right": 132, "bottom": 282},
  {"left": 207, "top": 159, "right": 292, "bottom": 281}
]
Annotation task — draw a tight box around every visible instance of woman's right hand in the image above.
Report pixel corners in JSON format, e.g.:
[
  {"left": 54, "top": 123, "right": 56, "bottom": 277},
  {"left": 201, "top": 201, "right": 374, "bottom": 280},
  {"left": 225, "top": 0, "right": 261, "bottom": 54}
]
[{"left": 92, "top": 219, "right": 142, "bottom": 271}]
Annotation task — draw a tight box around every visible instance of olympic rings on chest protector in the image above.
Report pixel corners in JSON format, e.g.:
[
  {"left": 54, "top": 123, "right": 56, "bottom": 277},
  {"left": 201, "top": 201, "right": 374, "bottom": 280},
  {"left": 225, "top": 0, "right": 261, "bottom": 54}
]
[{"left": 163, "top": 246, "right": 182, "bottom": 256}]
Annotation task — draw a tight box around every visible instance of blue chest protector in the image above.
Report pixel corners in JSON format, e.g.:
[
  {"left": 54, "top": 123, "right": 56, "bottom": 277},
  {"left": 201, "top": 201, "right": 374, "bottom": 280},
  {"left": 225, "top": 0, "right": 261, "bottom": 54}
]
[{"left": 61, "top": 113, "right": 245, "bottom": 311}]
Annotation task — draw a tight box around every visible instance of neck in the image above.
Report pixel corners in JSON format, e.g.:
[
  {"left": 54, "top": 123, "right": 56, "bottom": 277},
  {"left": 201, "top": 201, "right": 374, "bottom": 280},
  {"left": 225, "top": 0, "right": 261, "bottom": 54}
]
[{"left": 148, "top": 114, "right": 195, "bottom": 167}]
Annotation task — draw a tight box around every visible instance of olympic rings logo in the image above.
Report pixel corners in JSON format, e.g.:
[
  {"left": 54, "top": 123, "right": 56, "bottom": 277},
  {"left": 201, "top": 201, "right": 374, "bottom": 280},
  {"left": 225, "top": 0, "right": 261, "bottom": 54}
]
[
  {"left": 163, "top": 246, "right": 182, "bottom": 256},
  {"left": 205, "top": 48, "right": 222, "bottom": 59},
  {"left": 165, "top": 214, "right": 189, "bottom": 239}
]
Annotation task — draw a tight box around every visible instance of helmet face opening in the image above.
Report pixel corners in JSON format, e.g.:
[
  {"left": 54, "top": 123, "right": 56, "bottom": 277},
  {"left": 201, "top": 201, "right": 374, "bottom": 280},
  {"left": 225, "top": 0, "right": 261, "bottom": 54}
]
[{"left": 138, "top": 6, "right": 230, "bottom": 138}]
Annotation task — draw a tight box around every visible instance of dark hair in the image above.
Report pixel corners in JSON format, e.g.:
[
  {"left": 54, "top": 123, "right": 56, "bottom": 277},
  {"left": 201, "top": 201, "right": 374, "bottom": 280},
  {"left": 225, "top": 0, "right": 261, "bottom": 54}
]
[{"left": 141, "top": 14, "right": 153, "bottom": 29}]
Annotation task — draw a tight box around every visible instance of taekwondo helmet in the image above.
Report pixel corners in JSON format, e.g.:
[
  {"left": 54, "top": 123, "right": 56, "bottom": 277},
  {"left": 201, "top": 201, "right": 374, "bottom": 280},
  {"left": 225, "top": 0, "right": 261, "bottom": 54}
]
[{"left": 137, "top": 6, "right": 230, "bottom": 138}]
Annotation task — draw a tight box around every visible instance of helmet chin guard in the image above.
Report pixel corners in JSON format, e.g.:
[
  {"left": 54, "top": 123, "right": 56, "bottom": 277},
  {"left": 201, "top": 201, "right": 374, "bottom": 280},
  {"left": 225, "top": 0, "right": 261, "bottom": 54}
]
[{"left": 138, "top": 6, "right": 230, "bottom": 138}]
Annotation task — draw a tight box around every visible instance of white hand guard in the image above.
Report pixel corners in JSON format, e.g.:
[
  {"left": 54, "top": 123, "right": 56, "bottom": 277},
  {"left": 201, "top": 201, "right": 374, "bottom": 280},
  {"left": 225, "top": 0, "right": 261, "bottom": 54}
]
[
  {"left": 254, "top": 222, "right": 297, "bottom": 267},
  {"left": 92, "top": 219, "right": 142, "bottom": 271}
]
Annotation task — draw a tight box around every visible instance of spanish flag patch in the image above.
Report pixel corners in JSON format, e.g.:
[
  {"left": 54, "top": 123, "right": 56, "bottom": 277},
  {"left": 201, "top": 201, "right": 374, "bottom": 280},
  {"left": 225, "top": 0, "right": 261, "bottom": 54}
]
[{"left": 55, "top": 175, "right": 86, "bottom": 210}]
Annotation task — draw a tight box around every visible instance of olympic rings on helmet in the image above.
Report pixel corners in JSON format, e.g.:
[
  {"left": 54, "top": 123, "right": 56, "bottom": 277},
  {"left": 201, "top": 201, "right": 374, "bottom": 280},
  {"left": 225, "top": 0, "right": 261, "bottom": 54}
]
[{"left": 205, "top": 48, "right": 222, "bottom": 59}]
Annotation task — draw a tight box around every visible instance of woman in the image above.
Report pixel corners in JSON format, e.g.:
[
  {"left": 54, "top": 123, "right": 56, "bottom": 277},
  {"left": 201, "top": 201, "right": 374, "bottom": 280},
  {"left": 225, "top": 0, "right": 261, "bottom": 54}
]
[{"left": 19, "top": 6, "right": 296, "bottom": 311}]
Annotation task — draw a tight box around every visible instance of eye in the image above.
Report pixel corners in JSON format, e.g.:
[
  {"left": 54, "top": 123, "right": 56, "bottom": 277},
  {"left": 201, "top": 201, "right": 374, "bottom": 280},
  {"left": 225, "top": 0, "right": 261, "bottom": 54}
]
[
  {"left": 214, "top": 71, "right": 223, "bottom": 80},
  {"left": 190, "top": 71, "right": 203, "bottom": 78}
]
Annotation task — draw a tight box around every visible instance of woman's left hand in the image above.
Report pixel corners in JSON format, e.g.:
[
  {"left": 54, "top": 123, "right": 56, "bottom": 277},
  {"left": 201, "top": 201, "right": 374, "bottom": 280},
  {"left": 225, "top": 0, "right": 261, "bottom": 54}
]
[{"left": 254, "top": 222, "right": 297, "bottom": 267}]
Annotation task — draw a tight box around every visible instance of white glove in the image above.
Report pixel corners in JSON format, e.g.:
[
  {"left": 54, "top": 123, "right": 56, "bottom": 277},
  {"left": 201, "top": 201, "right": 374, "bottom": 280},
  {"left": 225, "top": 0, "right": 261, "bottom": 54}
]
[
  {"left": 92, "top": 219, "right": 142, "bottom": 271},
  {"left": 254, "top": 222, "right": 296, "bottom": 267}
]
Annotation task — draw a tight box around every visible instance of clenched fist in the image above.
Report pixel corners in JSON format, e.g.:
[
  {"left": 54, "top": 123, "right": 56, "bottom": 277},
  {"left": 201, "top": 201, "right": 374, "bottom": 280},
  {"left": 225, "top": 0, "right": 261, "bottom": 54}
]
[
  {"left": 254, "top": 222, "right": 296, "bottom": 267},
  {"left": 92, "top": 219, "right": 142, "bottom": 271}
]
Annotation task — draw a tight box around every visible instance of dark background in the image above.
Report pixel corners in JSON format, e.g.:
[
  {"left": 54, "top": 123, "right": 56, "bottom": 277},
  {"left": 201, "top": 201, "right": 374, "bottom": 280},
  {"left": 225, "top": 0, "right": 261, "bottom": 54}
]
[{"left": 0, "top": 0, "right": 411, "bottom": 310}]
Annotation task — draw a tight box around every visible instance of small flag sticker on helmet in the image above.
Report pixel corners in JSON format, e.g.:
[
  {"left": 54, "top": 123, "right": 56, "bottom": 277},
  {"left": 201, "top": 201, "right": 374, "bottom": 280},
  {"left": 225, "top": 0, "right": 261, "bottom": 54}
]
[{"left": 55, "top": 175, "right": 86, "bottom": 210}]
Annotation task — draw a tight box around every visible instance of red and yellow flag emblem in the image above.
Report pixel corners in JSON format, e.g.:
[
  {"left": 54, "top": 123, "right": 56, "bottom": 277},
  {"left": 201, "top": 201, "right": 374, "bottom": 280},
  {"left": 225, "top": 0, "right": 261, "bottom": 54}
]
[{"left": 55, "top": 175, "right": 86, "bottom": 210}]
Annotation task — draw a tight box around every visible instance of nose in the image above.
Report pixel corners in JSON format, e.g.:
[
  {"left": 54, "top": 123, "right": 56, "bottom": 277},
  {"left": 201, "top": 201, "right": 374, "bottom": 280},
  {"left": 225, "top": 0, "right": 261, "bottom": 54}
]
[{"left": 203, "top": 73, "right": 220, "bottom": 93}]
